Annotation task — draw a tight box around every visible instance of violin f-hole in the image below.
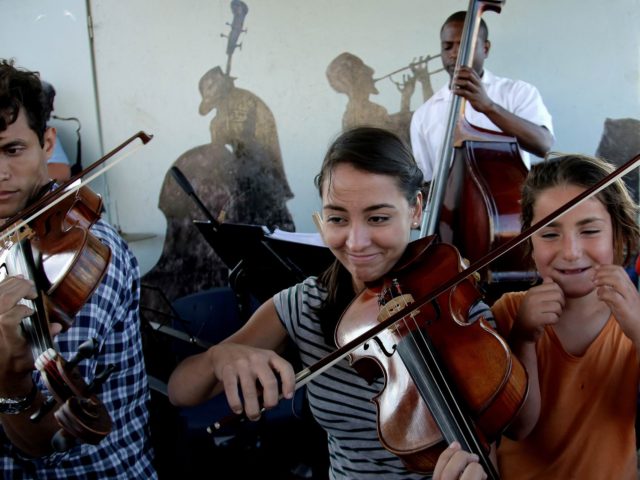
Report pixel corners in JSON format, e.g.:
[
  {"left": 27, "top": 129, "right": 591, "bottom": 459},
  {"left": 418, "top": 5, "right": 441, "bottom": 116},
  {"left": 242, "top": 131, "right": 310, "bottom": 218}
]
[
  {"left": 428, "top": 299, "right": 441, "bottom": 325},
  {"left": 370, "top": 336, "right": 397, "bottom": 358}
]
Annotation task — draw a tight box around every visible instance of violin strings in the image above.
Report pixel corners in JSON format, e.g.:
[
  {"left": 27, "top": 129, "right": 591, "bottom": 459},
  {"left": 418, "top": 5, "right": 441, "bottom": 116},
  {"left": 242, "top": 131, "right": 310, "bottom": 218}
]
[
  {"left": 392, "top": 283, "right": 488, "bottom": 465},
  {"left": 15, "top": 240, "right": 50, "bottom": 357}
]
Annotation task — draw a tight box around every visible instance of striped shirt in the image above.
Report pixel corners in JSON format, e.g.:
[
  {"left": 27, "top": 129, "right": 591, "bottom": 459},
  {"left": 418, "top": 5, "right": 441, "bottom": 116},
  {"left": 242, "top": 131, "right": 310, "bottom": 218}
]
[{"left": 0, "top": 219, "right": 157, "bottom": 479}]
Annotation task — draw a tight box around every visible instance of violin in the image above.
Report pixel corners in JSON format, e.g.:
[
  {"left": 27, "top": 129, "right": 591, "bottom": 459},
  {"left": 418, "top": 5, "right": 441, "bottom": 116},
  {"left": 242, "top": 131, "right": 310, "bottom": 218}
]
[
  {"left": 0, "top": 185, "right": 112, "bottom": 450},
  {"left": 335, "top": 235, "right": 526, "bottom": 477},
  {"left": 0, "top": 132, "right": 152, "bottom": 451}
]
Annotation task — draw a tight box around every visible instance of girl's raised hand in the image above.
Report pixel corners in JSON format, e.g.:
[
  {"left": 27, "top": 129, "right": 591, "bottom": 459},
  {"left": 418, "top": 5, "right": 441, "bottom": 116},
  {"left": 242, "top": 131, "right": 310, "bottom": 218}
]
[
  {"left": 594, "top": 264, "right": 640, "bottom": 343},
  {"left": 513, "top": 277, "right": 565, "bottom": 343}
]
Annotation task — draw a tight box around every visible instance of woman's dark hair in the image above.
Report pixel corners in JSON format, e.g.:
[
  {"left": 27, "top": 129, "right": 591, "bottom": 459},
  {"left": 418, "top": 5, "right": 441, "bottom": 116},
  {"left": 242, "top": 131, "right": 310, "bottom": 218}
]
[
  {"left": 0, "top": 59, "right": 47, "bottom": 145},
  {"left": 313, "top": 126, "right": 424, "bottom": 344},
  {"left": 521, "top": 154, "right": 639, "bottom": 266}
]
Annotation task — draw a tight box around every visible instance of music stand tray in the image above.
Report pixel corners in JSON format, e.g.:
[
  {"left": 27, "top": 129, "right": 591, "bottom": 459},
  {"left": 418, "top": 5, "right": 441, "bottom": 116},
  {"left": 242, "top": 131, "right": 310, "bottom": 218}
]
[{"left": 194, "top": 220, "right": 334, "bottom": 302}]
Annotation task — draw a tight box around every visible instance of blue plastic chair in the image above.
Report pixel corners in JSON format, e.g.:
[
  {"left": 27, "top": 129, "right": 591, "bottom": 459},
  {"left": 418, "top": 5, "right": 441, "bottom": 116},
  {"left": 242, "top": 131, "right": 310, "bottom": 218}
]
[{"left": 170, "top": 287, "right": 305, "bottom": 434}]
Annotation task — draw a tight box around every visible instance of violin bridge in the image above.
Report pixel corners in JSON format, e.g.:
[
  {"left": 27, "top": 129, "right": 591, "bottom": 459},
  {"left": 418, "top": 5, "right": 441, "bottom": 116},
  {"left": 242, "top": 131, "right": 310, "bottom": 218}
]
[
  {"left": 378, "top": 294, "right": 420, "bottom": 332},
  {"left": 0, "top": 225, "right": 35, "bottom": 250}
]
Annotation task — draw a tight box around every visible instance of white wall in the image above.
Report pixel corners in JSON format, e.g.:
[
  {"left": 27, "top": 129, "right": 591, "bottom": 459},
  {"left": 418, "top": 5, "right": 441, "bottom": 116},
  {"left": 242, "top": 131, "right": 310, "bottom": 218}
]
[
  {"left": 3, "top": 0, "right": 640, "bottom": 274},
  {"left": 0, "top": 0, "right": 104, "bottom": 198}
]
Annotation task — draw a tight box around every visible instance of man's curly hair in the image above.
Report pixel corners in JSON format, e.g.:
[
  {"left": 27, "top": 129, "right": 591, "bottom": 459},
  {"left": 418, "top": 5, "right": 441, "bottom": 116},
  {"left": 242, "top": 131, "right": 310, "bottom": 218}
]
[{"left": 0, "top": 59, "right": 47, "bottom": 145}]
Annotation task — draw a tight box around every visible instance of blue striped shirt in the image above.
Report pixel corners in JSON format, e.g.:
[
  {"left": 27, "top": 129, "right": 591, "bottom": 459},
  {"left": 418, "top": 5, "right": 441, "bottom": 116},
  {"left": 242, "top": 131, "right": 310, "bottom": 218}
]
[{"left": 0, "top": 219, "right": 157, "bottom": 479}]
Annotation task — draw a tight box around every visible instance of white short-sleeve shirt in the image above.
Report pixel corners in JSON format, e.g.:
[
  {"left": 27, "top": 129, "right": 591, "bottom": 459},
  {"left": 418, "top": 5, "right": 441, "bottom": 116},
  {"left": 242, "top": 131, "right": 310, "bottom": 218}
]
[{"left": 410, "top": 69, "right": 554, "bottom": 182}]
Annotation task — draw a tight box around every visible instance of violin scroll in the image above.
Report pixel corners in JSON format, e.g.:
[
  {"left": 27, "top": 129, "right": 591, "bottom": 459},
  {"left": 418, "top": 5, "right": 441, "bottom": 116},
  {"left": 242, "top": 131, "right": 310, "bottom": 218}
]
[{"left": 31, "top": 339, "right": 114, "bottom": 451}]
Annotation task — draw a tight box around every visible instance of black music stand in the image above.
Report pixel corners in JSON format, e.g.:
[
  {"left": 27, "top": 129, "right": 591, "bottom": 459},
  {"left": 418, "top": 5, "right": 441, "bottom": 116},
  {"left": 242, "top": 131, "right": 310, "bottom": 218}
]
[{"left": 194, "top": 220, "right": 334, "bottom": 306}]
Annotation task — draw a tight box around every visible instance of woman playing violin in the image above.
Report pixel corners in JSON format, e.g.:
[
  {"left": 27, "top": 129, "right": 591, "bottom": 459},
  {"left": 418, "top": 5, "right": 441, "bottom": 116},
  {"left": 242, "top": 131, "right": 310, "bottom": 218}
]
[
  {"left": 168, "top": 126, "right": 491, "bottom": 479},
  {"left": 0, "top": 59, "right": 156, "bottom": 478}
]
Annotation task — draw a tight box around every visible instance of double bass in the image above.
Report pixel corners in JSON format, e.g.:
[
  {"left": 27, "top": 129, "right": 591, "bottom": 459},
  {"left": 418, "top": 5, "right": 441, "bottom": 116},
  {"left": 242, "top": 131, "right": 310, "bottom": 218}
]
[{"left": 421, "top": 0, "right": 534, "bottom": 292}]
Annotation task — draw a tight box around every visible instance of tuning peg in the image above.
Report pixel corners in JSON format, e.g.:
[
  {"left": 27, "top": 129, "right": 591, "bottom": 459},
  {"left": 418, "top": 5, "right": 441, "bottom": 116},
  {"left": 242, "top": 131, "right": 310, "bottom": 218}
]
[
  {"left": 30, "top": 396, "right": 56, "bottom": 422},
  {"left": 88, "top": 364, "right": 116, "bottom": 394},
  {"left": 67, "top": 338, "right": 99, "bottom": 370},
  {"left": 52, "top": 429, "right": 76, "bottom": 452}
]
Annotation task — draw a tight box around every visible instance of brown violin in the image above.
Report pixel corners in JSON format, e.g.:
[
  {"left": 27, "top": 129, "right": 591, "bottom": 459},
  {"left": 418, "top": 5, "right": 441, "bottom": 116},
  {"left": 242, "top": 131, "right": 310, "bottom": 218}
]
[
  {"left": 0, "top": 185, "right": 112, "bottom": 450},
  {"left": 0, "top": 131, "right": 152, "bottom": 451},
  {"left": 336, "top": 235, "right": 527, "bottom": 478}
]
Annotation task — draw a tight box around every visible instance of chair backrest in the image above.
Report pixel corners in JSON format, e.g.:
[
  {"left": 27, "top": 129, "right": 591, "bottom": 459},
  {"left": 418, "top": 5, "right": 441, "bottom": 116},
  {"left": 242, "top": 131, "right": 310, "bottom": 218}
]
[
  {"left": 171, "top": 287, "right": 258, "bottom": 359},
  {"left": 169, "top": 287, "right": 304, "bottom": 433}
]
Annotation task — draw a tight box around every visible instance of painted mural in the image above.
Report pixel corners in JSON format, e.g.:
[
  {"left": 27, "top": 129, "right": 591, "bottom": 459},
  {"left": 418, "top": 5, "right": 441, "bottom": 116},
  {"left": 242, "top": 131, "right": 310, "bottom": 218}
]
[
  {"left": 326, "top": 53, "right": 442, "bottom": 144},
  {"left": 141, "top": 0, "right": 294, "bottom": 313}
]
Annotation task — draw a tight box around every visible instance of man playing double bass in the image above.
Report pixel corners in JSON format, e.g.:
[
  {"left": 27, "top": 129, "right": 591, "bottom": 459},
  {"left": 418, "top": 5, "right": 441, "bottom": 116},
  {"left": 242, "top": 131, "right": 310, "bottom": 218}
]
[
  {"left": 410, "top": 11, "right": 554, "bottom": 186},
  {"left": 0, "top": 59, "right": 157, "bottom": 478}
]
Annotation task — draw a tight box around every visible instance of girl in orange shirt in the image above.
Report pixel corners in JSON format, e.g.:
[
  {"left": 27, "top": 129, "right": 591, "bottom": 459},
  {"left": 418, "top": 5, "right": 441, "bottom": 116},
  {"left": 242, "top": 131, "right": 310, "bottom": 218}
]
[{"left": 492, "top": 154, "right": 640, "bottom": 479}]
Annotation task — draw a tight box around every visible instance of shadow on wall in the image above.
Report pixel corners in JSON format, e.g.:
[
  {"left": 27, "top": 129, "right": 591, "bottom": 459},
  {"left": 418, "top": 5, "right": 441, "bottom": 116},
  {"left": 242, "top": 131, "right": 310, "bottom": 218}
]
[{"left": 142, "top": 1, "right": 294, "bottom": 313}]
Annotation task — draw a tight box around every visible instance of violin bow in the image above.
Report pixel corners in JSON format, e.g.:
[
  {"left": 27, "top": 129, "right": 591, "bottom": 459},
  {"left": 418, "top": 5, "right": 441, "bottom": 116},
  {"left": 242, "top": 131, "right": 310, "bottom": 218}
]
[
  {"left": 0, "top": 131, "right": 152, "bottom": 243},
  {"left": 294, "top": 152, "right": 640, "bottom": 391}
]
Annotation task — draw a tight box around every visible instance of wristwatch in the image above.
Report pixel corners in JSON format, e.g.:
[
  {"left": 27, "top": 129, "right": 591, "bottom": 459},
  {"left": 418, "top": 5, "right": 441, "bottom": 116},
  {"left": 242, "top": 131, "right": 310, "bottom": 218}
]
[{"left": 0, "top": 383, "right": 38, "bottom": 415}]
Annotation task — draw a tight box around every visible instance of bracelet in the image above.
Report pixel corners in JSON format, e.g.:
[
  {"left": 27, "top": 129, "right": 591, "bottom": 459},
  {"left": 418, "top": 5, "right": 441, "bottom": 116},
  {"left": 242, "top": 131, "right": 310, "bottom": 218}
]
[{"left": 0, "top": 382, "right": 38, "bottom": 415}]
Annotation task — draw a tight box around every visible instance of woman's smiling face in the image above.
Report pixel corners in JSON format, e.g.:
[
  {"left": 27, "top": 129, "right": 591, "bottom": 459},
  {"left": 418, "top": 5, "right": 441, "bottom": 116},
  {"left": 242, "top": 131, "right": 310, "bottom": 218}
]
[{"left": 320, "top": 163, "right": 422, "bottom": 292}]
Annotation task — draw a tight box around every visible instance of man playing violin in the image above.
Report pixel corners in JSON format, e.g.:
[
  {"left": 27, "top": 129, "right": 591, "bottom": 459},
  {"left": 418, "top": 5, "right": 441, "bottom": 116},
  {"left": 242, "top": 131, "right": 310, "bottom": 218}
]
[
  {"left": 0, "top": 59, "right": 157, "bottom": 478},
  {"left": 410, "top": 11, "right": 555, "bottom": 186}
]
